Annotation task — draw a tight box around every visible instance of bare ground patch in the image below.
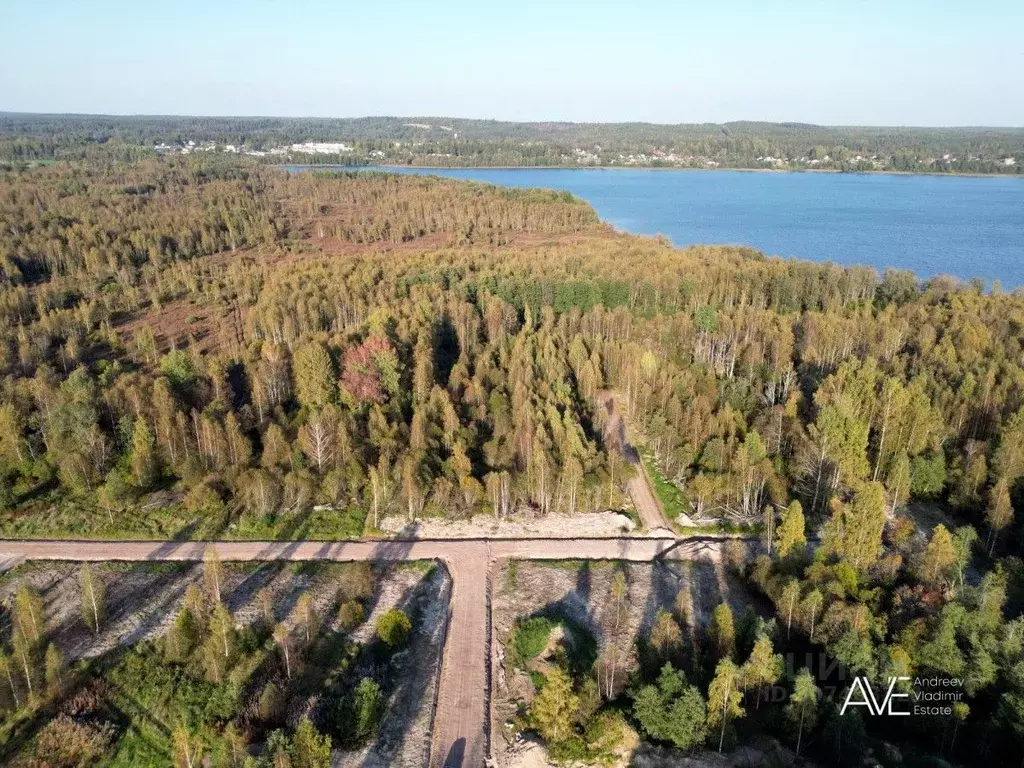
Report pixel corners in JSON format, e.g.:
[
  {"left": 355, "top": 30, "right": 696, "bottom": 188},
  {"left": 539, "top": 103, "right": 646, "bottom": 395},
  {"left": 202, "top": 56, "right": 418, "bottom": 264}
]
[{"left": 381, "top": 509, "right": 639, "bottom": 539}]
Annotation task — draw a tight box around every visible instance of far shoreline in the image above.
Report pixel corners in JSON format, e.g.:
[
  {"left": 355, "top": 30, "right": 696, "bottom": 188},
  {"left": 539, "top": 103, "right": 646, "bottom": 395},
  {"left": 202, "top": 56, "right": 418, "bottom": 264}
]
[{"left": 282, "top": 163, "right": 1024, "bottom": 180}]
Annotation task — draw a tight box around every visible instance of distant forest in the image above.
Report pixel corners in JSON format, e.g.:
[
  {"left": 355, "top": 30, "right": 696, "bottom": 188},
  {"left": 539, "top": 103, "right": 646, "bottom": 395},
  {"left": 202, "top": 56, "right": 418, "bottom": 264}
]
[{"left": 1, "top": 113, "right": 1022, "bottom": 174}]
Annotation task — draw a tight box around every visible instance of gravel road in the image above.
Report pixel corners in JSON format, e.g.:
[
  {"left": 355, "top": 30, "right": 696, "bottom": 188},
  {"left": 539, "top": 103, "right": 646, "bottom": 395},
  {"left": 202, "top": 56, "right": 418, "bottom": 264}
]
[{"left": 0, "top": 535, "right": 740, "bottom": 767}]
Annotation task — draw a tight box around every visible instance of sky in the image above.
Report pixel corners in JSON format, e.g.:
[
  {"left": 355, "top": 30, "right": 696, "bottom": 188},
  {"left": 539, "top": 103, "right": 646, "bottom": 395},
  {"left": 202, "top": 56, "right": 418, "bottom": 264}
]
[{"left": 2, "top": 0, "right": 1022, "bottom": 126}]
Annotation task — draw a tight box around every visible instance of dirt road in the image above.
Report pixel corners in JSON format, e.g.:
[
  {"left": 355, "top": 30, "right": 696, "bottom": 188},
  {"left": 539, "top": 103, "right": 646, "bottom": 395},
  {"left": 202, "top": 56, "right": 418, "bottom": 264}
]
[
  {"left": 598, "top": 393, "right": 673, "bottom": 533},
  {"left": 0, "top": 535, "right": 738, "bottom": 767}
]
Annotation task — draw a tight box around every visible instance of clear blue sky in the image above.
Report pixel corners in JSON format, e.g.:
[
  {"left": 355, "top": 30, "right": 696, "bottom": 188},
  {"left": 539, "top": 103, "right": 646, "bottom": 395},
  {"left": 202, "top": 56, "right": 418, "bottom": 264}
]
[{"left": 3, "top": 0, "right": 1022, "bottom": 125}]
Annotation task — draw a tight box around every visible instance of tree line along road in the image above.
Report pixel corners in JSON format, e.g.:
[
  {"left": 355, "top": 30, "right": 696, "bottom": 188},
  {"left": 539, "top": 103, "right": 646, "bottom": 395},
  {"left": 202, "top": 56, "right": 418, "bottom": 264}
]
[{"left": 0, "top": 536, "right": 743, "bottom": 768}]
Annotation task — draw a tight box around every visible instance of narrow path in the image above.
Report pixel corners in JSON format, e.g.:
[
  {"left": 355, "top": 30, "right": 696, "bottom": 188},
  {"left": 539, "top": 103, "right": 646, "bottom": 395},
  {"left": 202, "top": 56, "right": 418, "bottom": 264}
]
[
  {"left": 0, "top": 535, "right": 739, "bottom": 767},
  {"left": 598, "top": 393, "right": 674, "bottom": 533}
]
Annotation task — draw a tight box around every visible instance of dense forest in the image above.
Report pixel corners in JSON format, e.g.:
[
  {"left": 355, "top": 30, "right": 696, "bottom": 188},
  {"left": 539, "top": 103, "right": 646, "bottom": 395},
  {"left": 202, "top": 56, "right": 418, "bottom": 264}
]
[
  {"left": 0, "top": 155, "right": 1024, "bottom": 763},
  {"left": 2, "top": 113, "right": 1022, "bottom": 174}
]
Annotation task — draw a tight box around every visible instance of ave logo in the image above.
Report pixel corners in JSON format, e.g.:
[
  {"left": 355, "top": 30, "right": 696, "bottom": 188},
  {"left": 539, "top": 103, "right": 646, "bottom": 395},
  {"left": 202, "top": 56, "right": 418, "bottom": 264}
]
[{"left": 840, "top": 677, "right": 911, "bottom": 716}]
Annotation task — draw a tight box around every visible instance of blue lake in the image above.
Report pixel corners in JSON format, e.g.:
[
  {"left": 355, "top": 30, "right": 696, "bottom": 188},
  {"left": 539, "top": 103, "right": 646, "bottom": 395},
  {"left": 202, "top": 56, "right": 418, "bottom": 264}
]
[{"left": 286, "top": 166, "right": 1024, "bottom": 287}]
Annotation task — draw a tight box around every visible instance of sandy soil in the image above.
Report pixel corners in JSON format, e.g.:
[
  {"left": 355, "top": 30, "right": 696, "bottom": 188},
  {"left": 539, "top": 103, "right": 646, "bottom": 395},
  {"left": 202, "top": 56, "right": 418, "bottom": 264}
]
[
  {"left": 492, "top": 560, "right": 759, "bottom": 768},
  {"left": 0, "top": 560, "right": 393, "bottom": 661},
  {"left": 336, "top": 564, "right": 450, "bottom": 768},
  {"left": 380, "top": 510, "right": 640, "bottom": 539}
]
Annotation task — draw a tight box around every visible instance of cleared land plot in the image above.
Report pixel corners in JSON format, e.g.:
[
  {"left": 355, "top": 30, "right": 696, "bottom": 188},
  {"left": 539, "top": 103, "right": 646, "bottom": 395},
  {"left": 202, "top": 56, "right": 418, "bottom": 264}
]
[
  {"left": 491, "top": 559, "right": 761, "bottom": 768},
  {"left": 0, "top": 560, "right": 448, "bottom": 767}
]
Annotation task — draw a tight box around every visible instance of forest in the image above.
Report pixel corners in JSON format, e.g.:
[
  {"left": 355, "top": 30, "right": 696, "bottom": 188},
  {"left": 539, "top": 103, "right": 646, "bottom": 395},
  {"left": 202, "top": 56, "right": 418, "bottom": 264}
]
[
  {"left": 0, "top": 155, "right": 1023, "bottom": 764},
  {"left": 2, "top": 113, "right": 1022, "bottom": 174}
]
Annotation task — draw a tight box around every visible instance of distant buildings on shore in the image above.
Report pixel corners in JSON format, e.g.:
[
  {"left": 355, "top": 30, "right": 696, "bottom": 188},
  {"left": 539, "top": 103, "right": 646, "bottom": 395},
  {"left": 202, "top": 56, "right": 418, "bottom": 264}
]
[
  {"left": 149, "top": 137, "right": 1018, "bottom": 172},
  {"left": 154, "top": 140, "right": 353, "bottom": 157}
]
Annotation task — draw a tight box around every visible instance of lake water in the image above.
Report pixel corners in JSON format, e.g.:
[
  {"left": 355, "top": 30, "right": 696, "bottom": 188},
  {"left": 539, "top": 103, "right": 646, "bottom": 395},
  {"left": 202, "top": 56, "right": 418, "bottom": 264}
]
[{"left": 285, "top": 166, "right": 1024, "bottom": 287}]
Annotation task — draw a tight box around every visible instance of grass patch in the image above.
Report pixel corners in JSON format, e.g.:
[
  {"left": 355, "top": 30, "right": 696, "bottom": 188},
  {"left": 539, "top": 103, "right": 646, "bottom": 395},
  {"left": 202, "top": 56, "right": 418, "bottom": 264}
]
[
  {"left": 0, "top": 496, "right": 218, "bottom": 540},
  {"left": 226, "top": 506, "right": 366, "bottom": 541},
  {"left": 509, "top": 611, "right": 599, "bottom": 678},
  {"left": 511, "top": 617, "right": 556, "bottom": 666},
  {"left": 104, "top": 645, "right": 242, "bottom": 767},
  {"left": 0, "top": 496, "right": 368, "bottom": 542},
  {"left": 639, "top": 448, "right": 688, "bottom": 524}
]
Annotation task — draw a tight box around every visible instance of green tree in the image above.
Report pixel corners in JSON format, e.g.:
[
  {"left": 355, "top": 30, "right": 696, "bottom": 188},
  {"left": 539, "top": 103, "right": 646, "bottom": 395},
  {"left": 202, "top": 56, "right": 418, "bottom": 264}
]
[
  {"left": 775, "top": 500, "right": 806, "bottom": 558},
  {"left": 131, "top": 416, "right": 157, "bottom": 488},
  {"left": 632, "top": 663, "right": 707, "bottom": 749},
  {"left": 44, "top": 643, "right": 64, "bottom": 698},
  {"left": 172, "top": 725, "right": 202, "bottom": 768},
  {"left": 709, "top": 603, "right": 736, "bottom": 660},
  {"left": 920, "top": 524, "right": 957, "bottom": 588},
  {"left": 292, "top": 717, "right": 331, "bottom": 768},
  {"left": 741, "top": 633, "right": 783, "bottom": 709},
  {"left": 649, "top": 608, "right": 683, "bottom": 663},
  {"left": 985, "top": 480, "right": 1014, "bottom": 555},
  {"left": 786, "top": 668, "right": 820, "bottom": 755},
  {"left": 351, "top": 677, "right": 384, "bottom": 742},
  {"left": 293, "top": 342, "right": 337, "bottom": 409},
  {"left": 14, "top": 584, "right": 44, "bottom": 645},
  {"left": 951, "top": 525, "right": 979, "bottom": 593},
  {"left": 780, "top": 579, "right": 801, "bottom": 639},
  {"left": 801, "top": 589, "right": 824, "bottom": 643},
  {"left": 531, "top": 667, "right": 579, "bottom": 744},
  {"left": 910, "top": 451, "right": 945, "bottom": 497},
  {"left": 273, "top": 623, "right": 292, "bottom": 680},
  {"left": 804, "top": 398, "right": 870, "bottom": 513},
  {"left": 707, "top": 658, "right": 744, "bottom": 753},
  {"left": 209, "top": 602, "right": 236, "bottom": 660},
  {"left": 0, "top": 650, "right": 19, "bottom": 708},
  {"left": 822, "top": 481, "right": 887, "bottom": 570},
  {"left": 294, "top": 592, "right": 319, "bottom": 646}
]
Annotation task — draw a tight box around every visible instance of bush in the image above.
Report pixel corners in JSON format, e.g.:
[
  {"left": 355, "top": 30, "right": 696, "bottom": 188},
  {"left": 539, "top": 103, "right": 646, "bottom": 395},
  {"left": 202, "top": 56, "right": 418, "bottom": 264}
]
[
  {"left": 30, "top": 715, "right": 113, "bottom": 767},
  {"left": 259, "top": 682, "right": 284, "bottom": 723},
  {"left": 338, "top": 600, "right": 366, "bottom": 631},
  {"left": 184, "top": 481, "right": 224, "bottom": 513},
  {"left": 511, "top": 616, "right": 555, "bottom": 666},
  {"left": 350, "top": 677, "right": 383, "bottom": 743},
  {"left": 337, "top": 562, "right": 374, "bottom": 603},
  {"left": 376, "top": 608, "right": 412, "bottom": 648}
]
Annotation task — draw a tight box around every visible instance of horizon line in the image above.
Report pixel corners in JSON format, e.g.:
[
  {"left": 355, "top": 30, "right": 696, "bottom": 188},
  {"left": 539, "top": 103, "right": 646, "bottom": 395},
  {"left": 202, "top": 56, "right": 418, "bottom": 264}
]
[{"left": 1, "top": 109, "right": 1023, "bottom": 132}]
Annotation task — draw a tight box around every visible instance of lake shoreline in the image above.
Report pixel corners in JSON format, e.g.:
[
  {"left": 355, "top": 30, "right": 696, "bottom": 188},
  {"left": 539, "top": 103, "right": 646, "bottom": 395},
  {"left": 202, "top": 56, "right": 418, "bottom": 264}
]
[
  {"left": 284, "top": 163, "right": 1023, "bottom": 180},
  {"left": 284, "top": 164, "right": 1024, "bottom": 286}
]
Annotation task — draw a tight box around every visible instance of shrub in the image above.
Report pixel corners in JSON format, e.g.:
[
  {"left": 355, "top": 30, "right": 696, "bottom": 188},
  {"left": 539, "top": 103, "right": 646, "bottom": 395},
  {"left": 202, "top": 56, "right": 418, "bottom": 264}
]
[
  {"left": 338, "top": 600, "right": 366, "bottom": 631},
  {"left": 351, "top": 677, "right": 383, "bottom": 742},
  {"left": 376, "top": 608, "right": 412, "bottom": 648},
  {"left": 259, "top": 681, "right": 284, "bottom": 723},
  {"left": 31, "top": 715, "right": 113, "bottom": 767},
  {"left": 337, "top": 562, "right": 374, "bottom": 603}
]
